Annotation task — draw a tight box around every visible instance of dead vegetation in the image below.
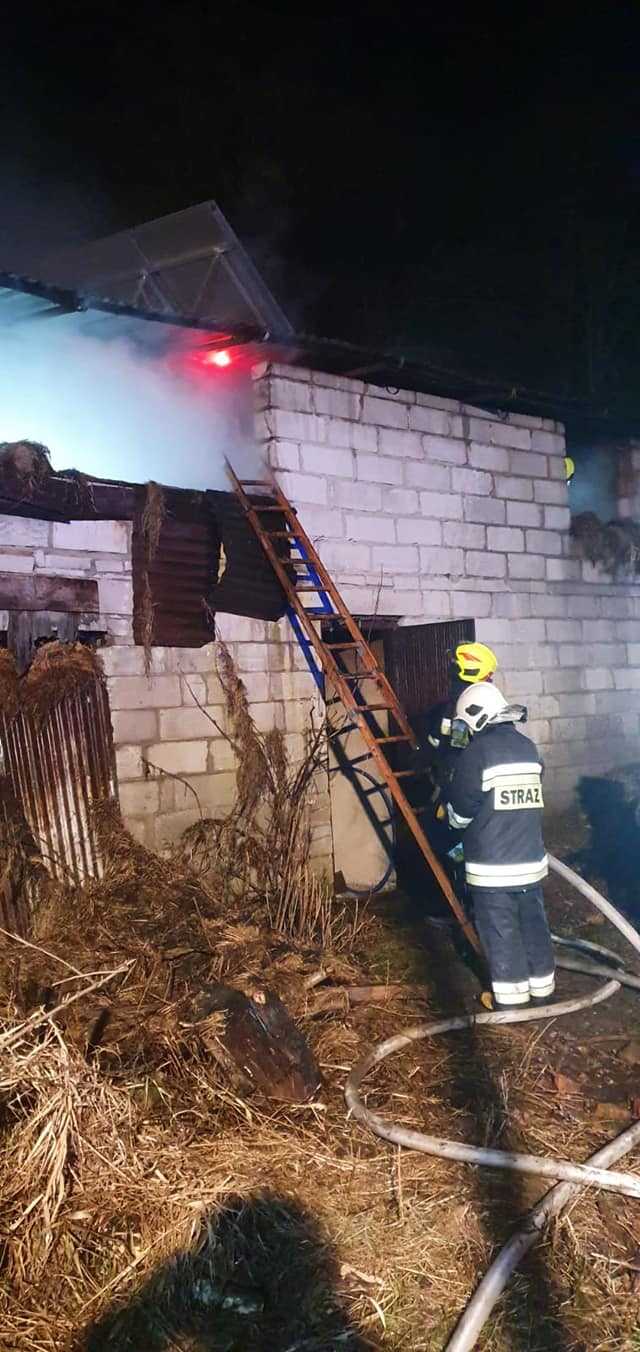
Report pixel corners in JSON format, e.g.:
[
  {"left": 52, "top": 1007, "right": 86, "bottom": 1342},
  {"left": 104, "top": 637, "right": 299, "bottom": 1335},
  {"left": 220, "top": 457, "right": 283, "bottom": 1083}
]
[
  {"left": 0, "top": 650, "right": 639, "bottom": 1349},
  {"left": 571, "top": 511, "right": 640, "bottom": 576}
]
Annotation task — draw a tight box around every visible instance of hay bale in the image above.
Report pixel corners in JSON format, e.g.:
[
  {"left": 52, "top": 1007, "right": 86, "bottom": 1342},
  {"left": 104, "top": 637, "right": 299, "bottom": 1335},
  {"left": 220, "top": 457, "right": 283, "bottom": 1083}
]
[
  {"left": 21, "top": 641, "right": 104, "bottom": 721},
  {"left": 572, "top": 512, "right": 640, "bottom": 576},
  {"left": 0, "top": 439, "right": 52, "bottom": 494},
  {"left": 0, "top": 648, "right": 19, "bottom": 716}
]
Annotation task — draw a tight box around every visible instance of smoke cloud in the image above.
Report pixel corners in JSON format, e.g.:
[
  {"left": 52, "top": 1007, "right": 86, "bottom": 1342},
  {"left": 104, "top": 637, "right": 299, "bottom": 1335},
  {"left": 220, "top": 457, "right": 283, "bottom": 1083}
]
[{"left": 0, "top": 312, "right": 263, "bottom": 491}]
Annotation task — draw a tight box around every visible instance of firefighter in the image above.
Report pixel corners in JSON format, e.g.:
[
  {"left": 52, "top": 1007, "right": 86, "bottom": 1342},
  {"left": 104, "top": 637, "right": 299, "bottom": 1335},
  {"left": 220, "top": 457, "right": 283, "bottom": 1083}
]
[{"left": 446, "top": 682, "right": 555, "bottom": 1010}]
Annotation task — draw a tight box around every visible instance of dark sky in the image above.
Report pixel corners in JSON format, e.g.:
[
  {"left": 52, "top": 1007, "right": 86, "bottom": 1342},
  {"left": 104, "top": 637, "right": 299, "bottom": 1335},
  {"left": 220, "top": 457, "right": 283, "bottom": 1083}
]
[{"left": 3, "top": 2, "right": 640, "bottom": 405}]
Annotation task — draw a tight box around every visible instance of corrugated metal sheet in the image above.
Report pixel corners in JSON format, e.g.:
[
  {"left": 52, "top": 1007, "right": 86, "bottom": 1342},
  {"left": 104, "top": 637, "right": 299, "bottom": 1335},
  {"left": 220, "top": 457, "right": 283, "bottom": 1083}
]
[
  {"left": 132, "top": 492, "right": 220, "bottom": 646},
  {"left": 0, "top": 679, "right": 117, "bottom": 890},
  {"left": 383, "top": 619, "right": 476, "bottom": 719},
  {"left": 207, "top": 489, "right": 289, "bottom": 622}
]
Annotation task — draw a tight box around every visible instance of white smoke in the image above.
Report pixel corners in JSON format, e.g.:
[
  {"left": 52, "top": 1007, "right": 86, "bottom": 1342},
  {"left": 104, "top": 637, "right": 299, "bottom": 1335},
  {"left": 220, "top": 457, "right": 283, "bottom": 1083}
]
[{"left": 0, "top": 312, "right": 263, "bottom": 490}]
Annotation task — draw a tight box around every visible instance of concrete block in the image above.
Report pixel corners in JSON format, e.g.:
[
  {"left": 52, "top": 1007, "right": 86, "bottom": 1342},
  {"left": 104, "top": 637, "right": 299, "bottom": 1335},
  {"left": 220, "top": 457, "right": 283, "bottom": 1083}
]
[
  {"left": 531, "top": 430, "right": 565, "bottom": 455},
  {"left": 0, "top": 552, "right": 34, "bottom": 572},
  {"left": 545, "top": 557, "right": 581, "bottom": 581},
  {"left": 529, "top": 597, "right": 568, "bottom": 621},
  {"left": 330, "top": 480, "right": 380, "bottom": 513},
  {"left": 507, "top": 500, "right": 543, "bottom": 527},
  {"left": 525, "top": 529, "right": 562, "bottom": 556},
  {"left": 451, "top": 590, "right": 492, "bottom": 618},
  {"left": 301, "top": 444, "right": 354, "bottom": 478},
  {"left": 325, "top": 418, "right": 361, "bottom": 450},
  {"left": 93, "top": 559, "right": 124, "bottom": 573},
  {"left": 484, "top": 617, "right": 546, "bottom": 643},
  {"left": 526, "top": 719, "right": 551, "bottom": 745},
  {"left": 560, "top": 643, "right": 626, "bottom": 667},
  {"left": 465, "top": 551, "right": 506, "bottom": 578},
  {"left": 613, "top": 668, "right": 640, "bottom": 690},
  {"left": 378, "top": 428, "right": 423, "bottom": 459},
  {"left": 345, "top": 514, "right": 395, "bottom": 543},
  {"left": 312, "top": 385, "right": 361, "bottom": 419},
  {"left": 52, "top": 520, "right": 129, "bottom": 553},
  {"left": 468, "top": 441, "right": 510, "bottom": 472},
  {"left": 158, "top": 705, "right": 226, "bottom": 740},
  {"left": 584, "top": 620, "right": 618, "bottom": 642},
  {"left": 268, "top": 438, "right": 300, "bottom": 472},
  {"left": 172, "top": 771, "right": 237, "bottom": 815},
  {"left": 451, "top": 466, "right": 493, "bottom": 496},
  {"left": 548, "top": 456, "right": 567, "bottom": 480},
  {"left": 494, "top": 476, "right": 534, "bottom": 501},
  {"left": 356, "top": 454, "right": 404, "bottom": 485},
  {"left": 110, "top": 709, "right": 158, "bottom": 743},
  {"left": 418, "top": 590, "right": 453, "bottom": 618},
  {"left": 508, "top": 450, "right": 548, "bottom": 478},
  {"left": 397, "top": 517, "right": 442, "bottom": 546},
  {"left": 443, "top": 521, "right": 485, "bottom": 548},
  {"left": 361, "top": 396, "right": 409, "bottom": 428},
  {"left": 383, "top": 487, "right": 419, "bottom": 515},
  {"left": 42, "top": 553, "right": 92, "bottom": 572},
  {"left": 347, "top": 423, "right": 377, "bottom": 454},
  {"left": 404, "top": 461, "right": 451, "bottom": 491},
  {"left": 419, "top": 546, "right": 463, "bottom": 574},
  {"left": 0, "top": 515, "right": 50, "bottom": 547},
  {"left": 167, "top": 644, "right": 217, "bottom": 675},
  {"left": 416, "top": 392, "right": 461, "bottom": 412},
  {"left": 564, "top": 595, "right": 601, "bottom": 618},
  {"left": 250, "top": 702, "right": 285, "bottom": 732},
  {"left": 118, "top": 780, "right": 160, "bottom": 815},
  {"left": 534, "top": 479, "right": 568, "bottom": 505},
  {"left": 615, "top": 621, "right": 640, "bottom": 641},
  {"left": 627, "top": 643, "right": 640, "bottom": 664},
  {"left": 116, "top": 744, "right": 144, "bottom": 781},
  {"left": 545, "top": 619, "right": 582, "bottom": 642},
  {"left": 314, "top": 540, "right": 371, "bottom": 572},
  {"left": 543, "top": 506, "right": 571, "bottom": 531},
  {"left": 269, "top": 376, "right": 313, "bottom": 412},
  {"left": 419, "top": 490, "right": 463, "bottom": 519},
  {"left": 463, "top": 495, "right": 506, "bottom": 525},
  {"left": 366, "top": 379, "right": 414, "bottom": 403},
  {"left": 508, "top": 553, "right": 546, "bottom": 580},
  {"left": 409, "top": 406, "right": 461, "bottom": 436},
  {"left": 155, "top": 809, "right": 204, "bottom": 846},
  {"left": 552, "top": 716, "right": 587, "bottom": 741},
  {"left": 269, "top": 410, "right": 328, "bottom": 442},
  {"left": 542, "top": 667, "right": 582, "bottom": 695},
  {"left": 147, "top": 740, "right": 208, "bottom": 774},
  {"left": 372, "top": 544, "right": 419, "bottom": 573},
  {"left": 422, "top": 433, "right": 467, "bottom": 465},
  {"left": 468, "top": 418, "right": 530, "bottom": 450},
  {"left": 487, "top": 526, "right": 524, "bottom": 553},
  {"left": 106, "top": 617, "right": 134, "bottom": 640},
  {"left": 102, "top": 645, "right": 161, "bottom": 677},
  {"left": 277, "top": 472, "right": 328, "bottom": 505},
  {"left": 389, "top": 590, "right": 423, "bottom": 615},
  {"left": 108, "top": 674, "right": 182, "bottom": 710},
  {"left": 500, "top": 668, "right": 544, "bottom": 696},
  {"left": 98, "top": 577, "right": 134, "bottom": 615},
  {"left": 209, "top": 740, "right": 238, "bottom": 772},
  {"left": 492, "top": 593, "right": 532, "bottom": 619}
]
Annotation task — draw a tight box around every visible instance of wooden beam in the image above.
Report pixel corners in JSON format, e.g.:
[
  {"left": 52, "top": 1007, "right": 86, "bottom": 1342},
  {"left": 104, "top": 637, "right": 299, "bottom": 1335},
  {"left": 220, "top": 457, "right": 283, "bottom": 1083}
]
[{"left": 0, "top": 574, "right": 99, "bottom": 613}]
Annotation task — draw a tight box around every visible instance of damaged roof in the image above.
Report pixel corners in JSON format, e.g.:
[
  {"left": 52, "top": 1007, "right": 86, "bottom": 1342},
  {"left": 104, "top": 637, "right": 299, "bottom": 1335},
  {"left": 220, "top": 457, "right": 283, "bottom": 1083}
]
[{"left": 0, "top": 455, "right": 289, "bottom": 641}]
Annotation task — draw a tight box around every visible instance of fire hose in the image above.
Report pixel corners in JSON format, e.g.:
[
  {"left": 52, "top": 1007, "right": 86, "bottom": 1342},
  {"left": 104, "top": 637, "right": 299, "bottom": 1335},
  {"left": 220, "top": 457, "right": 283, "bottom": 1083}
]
[{"left": 345, "top": 853, "right": 640, "bottom": 1349}]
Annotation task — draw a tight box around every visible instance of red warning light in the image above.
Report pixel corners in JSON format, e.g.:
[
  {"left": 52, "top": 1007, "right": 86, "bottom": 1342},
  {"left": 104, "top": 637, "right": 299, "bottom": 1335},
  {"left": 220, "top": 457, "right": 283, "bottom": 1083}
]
[{"left": 208, "top": 349, "right": 232, "bottom": 367}]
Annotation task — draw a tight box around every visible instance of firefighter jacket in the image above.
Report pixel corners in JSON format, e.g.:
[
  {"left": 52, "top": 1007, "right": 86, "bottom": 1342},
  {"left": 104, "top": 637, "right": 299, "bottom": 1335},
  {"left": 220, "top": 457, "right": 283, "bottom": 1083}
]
[{"left": 446, "top": 722, "right": 547, "bottom": 889}]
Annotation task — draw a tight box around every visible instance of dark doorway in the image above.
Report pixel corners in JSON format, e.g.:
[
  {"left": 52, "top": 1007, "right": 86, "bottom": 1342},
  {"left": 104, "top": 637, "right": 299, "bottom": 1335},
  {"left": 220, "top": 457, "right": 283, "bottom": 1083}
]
[{"left": 383, "top": 618, "right": 475, "bottom": 910}]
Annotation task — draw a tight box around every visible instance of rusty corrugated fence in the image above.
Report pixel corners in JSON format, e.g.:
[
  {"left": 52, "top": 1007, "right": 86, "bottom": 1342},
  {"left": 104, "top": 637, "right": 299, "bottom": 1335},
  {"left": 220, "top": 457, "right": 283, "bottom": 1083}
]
[{"left": 0, "top": 678, "right": 117, "bottom": 897}]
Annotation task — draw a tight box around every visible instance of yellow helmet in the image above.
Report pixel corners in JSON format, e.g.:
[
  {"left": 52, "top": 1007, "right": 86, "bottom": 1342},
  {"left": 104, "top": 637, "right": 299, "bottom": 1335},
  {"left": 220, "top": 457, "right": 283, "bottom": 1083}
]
[{"left": 453, "top": 641, "right": 498, "bottom": 684}]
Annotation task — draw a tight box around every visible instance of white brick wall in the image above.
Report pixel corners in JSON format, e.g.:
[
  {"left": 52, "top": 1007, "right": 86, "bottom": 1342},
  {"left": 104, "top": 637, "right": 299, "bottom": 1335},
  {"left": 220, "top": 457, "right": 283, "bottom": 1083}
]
[{"left": 257, "top": 362, "right": 640, "bottom": 810}]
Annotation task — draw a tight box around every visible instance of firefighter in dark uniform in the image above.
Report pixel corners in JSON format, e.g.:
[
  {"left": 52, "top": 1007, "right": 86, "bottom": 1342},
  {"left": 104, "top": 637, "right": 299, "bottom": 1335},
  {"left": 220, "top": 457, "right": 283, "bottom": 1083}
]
[
  {"left": 413, "top": 642, "right": 499, "bottom": 894},
  {"left": 446, "top": 681, "right": 555, "bottom": 1010}
]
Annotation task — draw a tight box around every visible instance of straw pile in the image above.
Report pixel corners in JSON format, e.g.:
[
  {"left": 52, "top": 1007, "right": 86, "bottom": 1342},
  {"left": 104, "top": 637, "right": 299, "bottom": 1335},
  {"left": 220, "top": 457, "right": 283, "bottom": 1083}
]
[
  {"left": 1, "top": 655, "right": 639, "bottom": 1348},
  {"left": 572, "top": 511, "right": 640, "bottom": 576},
  {"left": 18, "top": 641, "right": 104, "bottom": 722},
  {"left": 0, "top": 648, "right": 19, "bottom": 717}
]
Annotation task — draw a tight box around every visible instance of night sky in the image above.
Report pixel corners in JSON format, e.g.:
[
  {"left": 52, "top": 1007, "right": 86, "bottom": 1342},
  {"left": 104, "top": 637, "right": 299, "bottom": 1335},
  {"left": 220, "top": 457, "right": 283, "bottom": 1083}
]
[{"left": 3, "top": 3, "right": 640, "bottom": 409}]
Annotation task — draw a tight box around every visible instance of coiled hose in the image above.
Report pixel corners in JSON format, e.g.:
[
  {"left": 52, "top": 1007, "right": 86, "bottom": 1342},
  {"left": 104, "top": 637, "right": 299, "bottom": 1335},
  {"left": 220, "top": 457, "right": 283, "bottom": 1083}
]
[{"left": 345, "top": 852, "right": 640, "bottom": 1348}]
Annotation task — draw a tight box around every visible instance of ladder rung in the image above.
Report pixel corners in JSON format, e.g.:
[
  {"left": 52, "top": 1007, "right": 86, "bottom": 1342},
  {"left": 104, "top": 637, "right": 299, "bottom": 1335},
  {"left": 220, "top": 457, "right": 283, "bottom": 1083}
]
[
  {"left": 265, "top": 530, "right": 298, "bottom": 538},
  {"left": 374, "top": 735, "right": 413, "bottom": 743},
  {"left": 295, "top": 584, "right": 323, "bottom": 592},
  {"left": 356, "top": 703, "right": 391, "bottom": 712},
  {"left": 251, "top": 505, "right": 289, "bottom": 512},
  {"left": 326, "top": 642, "right": 362, "bottom": 650},
  {"left": 241, "top": 479, "right": 272, "bottom": 485},
  {"left": 393, "top": 769, "right": 418, "bottom": 779},
  {"left": 341, "top": 670, "right": 378, "bottom": 681}
]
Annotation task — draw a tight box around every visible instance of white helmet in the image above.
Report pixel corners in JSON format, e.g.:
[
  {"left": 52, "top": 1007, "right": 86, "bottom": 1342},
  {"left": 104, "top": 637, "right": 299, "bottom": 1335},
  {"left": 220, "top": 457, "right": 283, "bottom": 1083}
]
[{"left": 454, "top": 682, "right": 526, "bottom": 735}]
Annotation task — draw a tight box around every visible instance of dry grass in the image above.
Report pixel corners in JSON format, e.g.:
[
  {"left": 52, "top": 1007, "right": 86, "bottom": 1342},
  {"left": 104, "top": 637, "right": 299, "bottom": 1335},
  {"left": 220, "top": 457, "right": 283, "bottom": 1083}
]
[
  {"left": 19, "top": 641, "right": 104, "bottom": 722},
  {"left": 0, "top": 647, "right": 19, "bottom": 717},
  {"left": 1, "top": 654, "right": 639, "bottom": 1348},
  {"left": 572, "top": 511, "right": 640, "bottom": 577}
]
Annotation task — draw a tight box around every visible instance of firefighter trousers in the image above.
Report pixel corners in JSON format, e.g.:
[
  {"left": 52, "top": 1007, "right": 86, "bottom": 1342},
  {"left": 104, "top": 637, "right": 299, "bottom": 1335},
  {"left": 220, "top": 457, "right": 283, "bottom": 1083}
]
[{"left": 470, "top": 884, "right": 555, "bottom": 1008}]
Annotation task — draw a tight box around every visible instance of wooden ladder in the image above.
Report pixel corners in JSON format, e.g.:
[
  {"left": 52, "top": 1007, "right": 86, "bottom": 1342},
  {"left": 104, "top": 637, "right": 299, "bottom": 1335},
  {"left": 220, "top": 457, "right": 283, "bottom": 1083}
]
[{"left": 226, "top": 463, "right": 480, "bottom": 953}]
